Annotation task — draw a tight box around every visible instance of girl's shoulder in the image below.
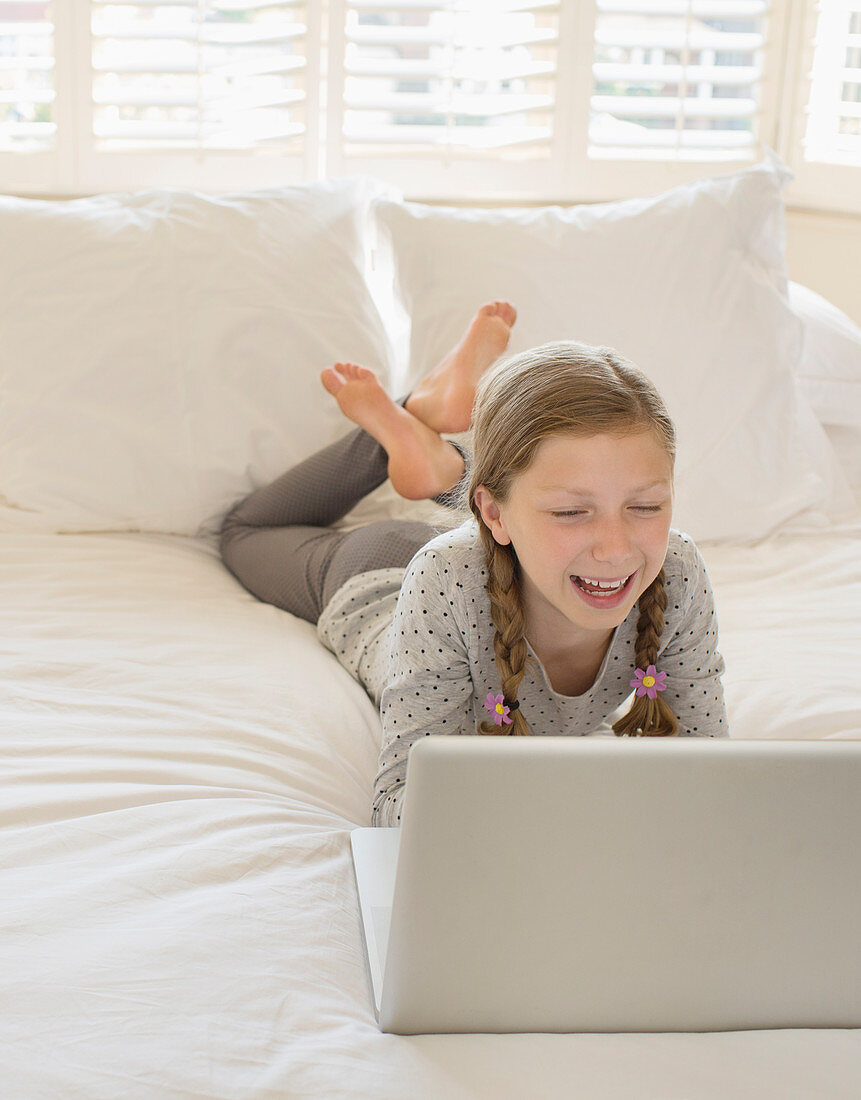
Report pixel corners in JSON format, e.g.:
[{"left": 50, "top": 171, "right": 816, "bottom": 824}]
[
  {"left": 663, "top": 527, "right": 713, "bottom": 605},
  {"left": 666, "top": 527, "right": 707, "bottom": 565},
  {"left": 408, "top": 518, "right": 487, "bottom": 582}
]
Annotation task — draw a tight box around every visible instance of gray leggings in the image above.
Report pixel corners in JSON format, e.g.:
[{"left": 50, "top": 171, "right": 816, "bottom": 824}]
[{"left": 219, "top": 397, "right": 466, "bottom": 623}]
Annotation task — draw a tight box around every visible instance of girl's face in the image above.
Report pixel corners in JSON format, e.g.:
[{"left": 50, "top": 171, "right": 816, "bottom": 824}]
[{"left": 474, "top": 431, "right": 673, "bottom": 650}]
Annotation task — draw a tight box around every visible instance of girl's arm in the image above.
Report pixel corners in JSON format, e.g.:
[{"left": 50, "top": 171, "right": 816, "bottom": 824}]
[
  {"left": 372, "top": 548, "right": 476, "bottom": 826},
  {"left": 658, "top": 537, "right": 728, "bottom": 737}
]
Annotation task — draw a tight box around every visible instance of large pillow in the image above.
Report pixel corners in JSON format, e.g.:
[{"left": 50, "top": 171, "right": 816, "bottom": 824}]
[
  {"left": 0, "top": 177, "right": 397, "bottom": 536},
  {"left": 789, "top": 281, "right": 861, "bottom": 431},
  {"left": 788, "top": 282, "right": 861, "bottom": 502},
  {"left": 373, "top": 150, "right": 852, "bottom": 543}
]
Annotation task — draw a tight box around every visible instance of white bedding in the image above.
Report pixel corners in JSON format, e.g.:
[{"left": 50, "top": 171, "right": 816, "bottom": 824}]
[{"left": 1, "top": 521, "right": 859, "bottom": 1099}]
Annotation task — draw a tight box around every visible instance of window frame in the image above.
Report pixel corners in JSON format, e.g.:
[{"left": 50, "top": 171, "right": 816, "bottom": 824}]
[
  {"left": 778, "top": 0, "right": 861, "bottom": 214},
  {"left": 0, "top": 0, "right": 857, "bottom": 214}
]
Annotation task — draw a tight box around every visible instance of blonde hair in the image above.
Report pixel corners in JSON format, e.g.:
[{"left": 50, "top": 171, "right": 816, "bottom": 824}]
[{"left": 455, "top": 340, "right": 679, "bottom": 738}]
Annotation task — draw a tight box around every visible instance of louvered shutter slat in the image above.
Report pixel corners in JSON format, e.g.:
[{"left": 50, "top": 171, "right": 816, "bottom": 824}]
[
  {"left": 93, "top": 118, "right": 303, "bottom": 140},
  {"left": 594, "top": 28, "right": 763, "bottom": 50},
  {"left": 344, "top": 91, "right": 553, "bottom": 115},
  {"left": 0, "top": 56, "right": 54, "bottom": 71},
  {"left": 341, "top": 122, "right": 551, "bottom": 148},
  {"left": 0, "top": 88, "right": 52, "bottom": 103},
  {"left": 92, "top": 87, "right": 304, "bottom": 108},
  {"left": 346, "top": 57, "right": 555, "bottom": 81},
  {"left": 92, "top": 56, "right": 306, "bottom": 77},
  {"left": 599, "top": 1, "right": 766, "bottom": 14},
  {"left": 348, "top": 24, "right": 558, "bottom": 47},
  {"left": 592, "top": 94, "right": 756, "bottom": 118},
  {"left": 593, "top": 62, "right": 758, "bottom": 84},
  {"left": 346, "top": 0, "right": 559, "bottom": 11},
  {"left": 91, "top": 22, "right": 306, "bottom": 45},
  {"left": 89, "top": 0, "right": 304, "bottom": 9}
]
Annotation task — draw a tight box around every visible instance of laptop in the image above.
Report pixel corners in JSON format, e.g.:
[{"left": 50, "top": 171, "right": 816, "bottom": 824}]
[{"left": 350, "top": 735, "right": 861, "bottom": 1034}]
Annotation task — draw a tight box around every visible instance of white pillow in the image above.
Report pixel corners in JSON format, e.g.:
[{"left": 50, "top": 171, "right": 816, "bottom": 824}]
[
  {"left": 789, "top": 281, "right": 861, "bottom": 430},
  {"left": 0, "top": 177, "right": 398, "bottom": 536},
  {"left": 373, "top": 150, "right": 851, "bottom": 542}
]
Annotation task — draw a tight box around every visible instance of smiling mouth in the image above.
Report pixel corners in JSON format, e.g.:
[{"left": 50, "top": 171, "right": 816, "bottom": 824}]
[{"left": 571, "top": 572, "right": 636, "bottom": 597}]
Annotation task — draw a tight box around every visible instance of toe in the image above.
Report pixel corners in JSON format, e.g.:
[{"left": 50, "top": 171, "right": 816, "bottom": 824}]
[
  {"left": 479, "top": 301, "right": 517, "bottom": 327},
  {"left": 320, "top": 367, "right": 344, "bottom": 395},
  {"left": 497, "top": 301, "right": 517, "bottom": 326}
]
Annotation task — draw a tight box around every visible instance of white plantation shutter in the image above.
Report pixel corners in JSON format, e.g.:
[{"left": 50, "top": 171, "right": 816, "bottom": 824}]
[
  {"left": 803, "top": 0, "right": 861, "bottom": 164},
  {"left": 90, "top": 0, "right": 308, "bottom": 150},
  {"left": 589, "top": 0, "right": 768, "bottom": 161},
  {"left": 77, "top": 0, "right": 320, "bottom": 190},
  {"left": 782, "top": 0, "right": 861, "bottom": 213},
  {"left": 0, "top": 0, "right": 55, "bottom": 151},
  {"left": 326, "top": 0, "right": 572, "bottom": 198},
  {"left": 0, "top": 1, "right": 858, "bottom": 209}
]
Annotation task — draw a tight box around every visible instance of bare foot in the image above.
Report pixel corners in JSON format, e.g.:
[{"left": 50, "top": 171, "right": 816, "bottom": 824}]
[
  {"left": 320, "top": 362, "right": 465, "bottom": 501},
  {"left": 404, "top": 300, "right": 517, "bottom": 433}
]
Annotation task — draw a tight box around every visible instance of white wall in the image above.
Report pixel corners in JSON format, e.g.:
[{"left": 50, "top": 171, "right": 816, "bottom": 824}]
[{"left": 786, "top": 208, "right": 861, "bottom": 327}]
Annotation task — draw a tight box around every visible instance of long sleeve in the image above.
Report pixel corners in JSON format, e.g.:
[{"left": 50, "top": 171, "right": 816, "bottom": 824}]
[
  {"left": 372, "top": 548, "right": 477, "bottom": 825},
  {"left": 657, "top": 535, "right": 728, "bottom": 737}
]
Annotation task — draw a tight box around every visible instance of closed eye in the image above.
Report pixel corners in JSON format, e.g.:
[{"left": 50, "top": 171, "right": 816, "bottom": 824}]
[{"left": 551, "top": 505, "right": 664, "bottom": 517}]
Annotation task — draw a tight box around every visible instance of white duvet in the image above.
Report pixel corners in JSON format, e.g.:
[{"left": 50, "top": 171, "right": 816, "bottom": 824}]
[{"left": 1, "top": 520, "right": 859, "bottom": 1099}]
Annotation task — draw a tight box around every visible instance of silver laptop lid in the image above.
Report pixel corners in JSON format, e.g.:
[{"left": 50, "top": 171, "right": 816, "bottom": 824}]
[{"left": 380, "top": 736, "right": 861, "bottom": 1034}]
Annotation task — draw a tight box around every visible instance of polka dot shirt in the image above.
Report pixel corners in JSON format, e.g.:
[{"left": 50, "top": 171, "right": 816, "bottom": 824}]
[{"left": 316, "top": 520, "right": 728, "bottom": 827}]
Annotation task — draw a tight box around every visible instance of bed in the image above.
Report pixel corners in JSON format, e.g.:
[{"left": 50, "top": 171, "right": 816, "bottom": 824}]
[{"left": 2, "top": 153, "right": 860, "bottom": 1098}]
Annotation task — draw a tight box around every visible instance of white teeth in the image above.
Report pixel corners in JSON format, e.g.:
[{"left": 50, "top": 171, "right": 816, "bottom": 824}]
[{"left": 580, "top": 576, "right": 626, "bottom": 589}]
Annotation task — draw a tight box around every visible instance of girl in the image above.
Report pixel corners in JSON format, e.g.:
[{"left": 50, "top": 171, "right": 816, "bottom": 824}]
[{"left": 220, "top": 302, "right": 727, "bottom": 828}]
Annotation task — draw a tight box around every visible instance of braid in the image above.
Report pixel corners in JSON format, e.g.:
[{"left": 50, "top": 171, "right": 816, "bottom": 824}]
[
  {"left": 478, "top": 533, "right": 533, "bottom": 736},
  {"left": 612, "top": 568, "right": 679, "bottom": 737}
]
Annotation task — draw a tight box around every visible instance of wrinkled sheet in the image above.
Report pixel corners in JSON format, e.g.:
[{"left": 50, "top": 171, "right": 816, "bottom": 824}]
[{"left": 1, "top": 522, "right": 859, "bottom": 1099}]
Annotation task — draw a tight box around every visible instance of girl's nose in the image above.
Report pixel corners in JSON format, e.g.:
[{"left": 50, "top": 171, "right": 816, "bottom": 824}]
[{"left": 591, "top": 517, "right": 633, "bottom": 564}]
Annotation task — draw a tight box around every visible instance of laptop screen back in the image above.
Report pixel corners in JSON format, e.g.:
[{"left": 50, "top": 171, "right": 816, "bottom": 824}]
[{"left": 379, "top": 736, "right": 861, "bottom": 1034}]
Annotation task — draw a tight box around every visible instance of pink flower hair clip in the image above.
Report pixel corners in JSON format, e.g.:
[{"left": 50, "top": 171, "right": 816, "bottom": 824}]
[
  {"left": 484, "top": 691, "right": 519, "bottom": 726},
  {"left": 630, "top": 665, "right": 667, "bottom": 700}
]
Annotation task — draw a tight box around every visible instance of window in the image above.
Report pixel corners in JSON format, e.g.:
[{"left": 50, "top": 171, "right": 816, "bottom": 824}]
[
  {"left": 0, "top": 0, "right": 54, "bottom": 153},
  {"left": 786, "top": 0, "right": 861, "bottom": 211},
  {"left": 90, "top": 1, "right": 310, "bottom": 154},
  {"left": 588, "top": 0, "right": 767, "bottom": 161},
  {"left": 804, "top": 1, "right": 860, "bottom": 162},
  {"left": 325, "top": 0, "right": 565, "bottom": 197},
  {"left": 0, "top": 0, "right": 858, "bottom": 212}
]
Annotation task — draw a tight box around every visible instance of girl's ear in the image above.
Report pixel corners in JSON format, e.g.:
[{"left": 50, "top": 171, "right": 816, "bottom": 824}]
[{"left": 473, "top": 485, "right": 512, "bottom": 546}]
